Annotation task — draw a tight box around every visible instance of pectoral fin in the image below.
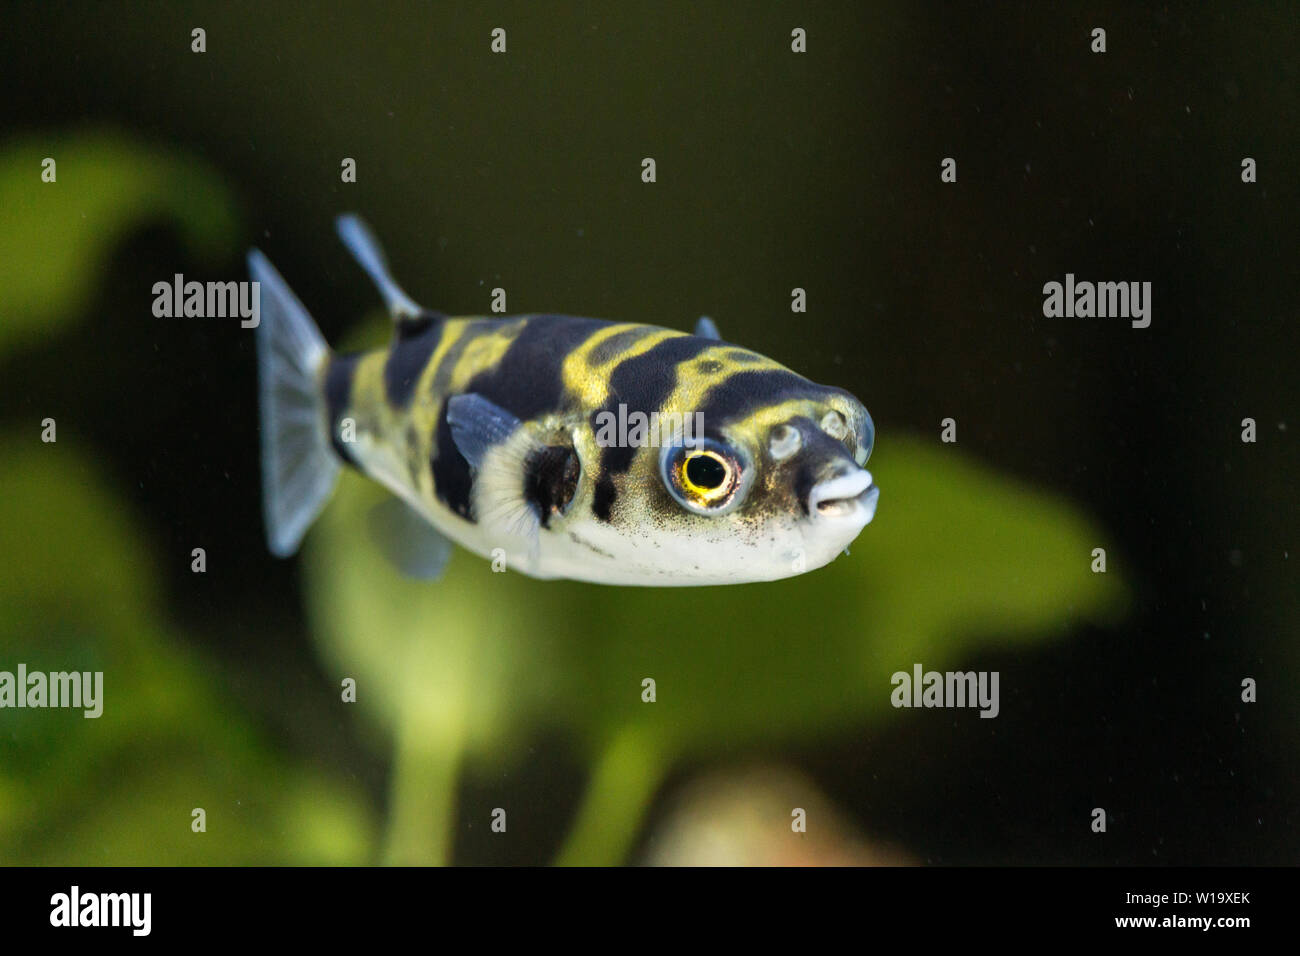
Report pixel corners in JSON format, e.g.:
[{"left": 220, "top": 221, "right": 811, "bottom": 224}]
[
  {"left": 446, "top": 394, "right": 581, "bottom": 568},
  {"left": 447, "top": 393, "right": 524, "bottom": 469}
]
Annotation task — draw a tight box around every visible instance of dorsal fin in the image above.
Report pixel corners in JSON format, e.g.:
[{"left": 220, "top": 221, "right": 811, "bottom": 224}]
[
  {"left": 336, "top": 214, "right": 442, "bottom": 336},
  {"left": 695, "top": 316, "right": 721, "bottom": 339}
]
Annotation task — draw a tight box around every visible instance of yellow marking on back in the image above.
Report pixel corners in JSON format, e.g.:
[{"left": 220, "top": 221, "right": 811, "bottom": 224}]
[
  {"left": 561, "top": 324, "right": 688, "bottom": 408},
  {"left": 449, "top": 319, "right": 527, "bottom": 392},
  {"left": 406, "top": 319, "right": 473, "bottom": 439},
  {"left": 661, "top": 346, "right": 790, "bottom": 416},
  {"left": 333, "top": 348, "right": 434, "bottom": 500},
  {"left": 612, "top": 344, "right": 793, "bottom": 486},
  {"left": 722, "top": 397, "right": 825, "bottom": 437},
  {"left": 346, "top": 351, "right": 395, "bottom": 434}
]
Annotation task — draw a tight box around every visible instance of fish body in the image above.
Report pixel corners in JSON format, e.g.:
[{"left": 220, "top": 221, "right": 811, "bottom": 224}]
[{"left": 252, "top": 216, "right": 878, "bottom": 586}]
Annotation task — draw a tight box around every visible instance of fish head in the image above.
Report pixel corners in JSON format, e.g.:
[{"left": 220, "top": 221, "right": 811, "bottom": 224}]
[
  {"left": 564, "top": 376, "right": 877, "bottom": 585},
  {"left": 657, "top": 390, "right": 877, "bottom": 581}
]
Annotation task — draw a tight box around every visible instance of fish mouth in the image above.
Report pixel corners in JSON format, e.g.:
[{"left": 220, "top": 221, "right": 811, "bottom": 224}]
[{"left": 808, "top": 468, "right": 879, "bottom": 522}]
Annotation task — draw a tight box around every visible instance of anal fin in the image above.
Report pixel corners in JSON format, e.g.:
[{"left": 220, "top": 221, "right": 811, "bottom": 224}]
[{"left": 368, "top": 497, "right": 453, "bottom": 580}]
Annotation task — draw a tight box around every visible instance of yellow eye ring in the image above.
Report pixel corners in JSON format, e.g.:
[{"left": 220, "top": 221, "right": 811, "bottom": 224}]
[
  {"left": 679, "top": 449, "right": 733, "bottom": 502},
  {"left": 661, "top": 439, "right": 750, "bottom": 515}
]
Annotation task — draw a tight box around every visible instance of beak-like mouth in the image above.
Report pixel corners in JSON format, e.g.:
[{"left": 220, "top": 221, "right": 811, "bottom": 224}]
[{"left": 808, "top": 468, "right": 879, "bottom": 521}]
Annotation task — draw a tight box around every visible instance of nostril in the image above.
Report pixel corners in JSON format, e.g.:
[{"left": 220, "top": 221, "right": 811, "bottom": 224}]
[
  {"left": 769, "top": 424, "right": 802, "bottom": 461},
  {"left": 821, "top": 410, "right": 848, "bottom": 440}
]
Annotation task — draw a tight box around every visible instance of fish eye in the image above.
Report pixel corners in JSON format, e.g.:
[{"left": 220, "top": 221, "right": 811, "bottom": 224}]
[
  {"left": 661, "top": 438, "right": 750, "bottom": 515},
  {"left": 684, "top": 451, "right": 728, "bottom": 492}
]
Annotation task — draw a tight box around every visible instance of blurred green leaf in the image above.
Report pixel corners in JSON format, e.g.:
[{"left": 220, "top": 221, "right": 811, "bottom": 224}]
[
  {"left": 305, "top": 432, "right": 1125, "bottom": 863},
  {"left": 303, "top": 471, "right": 571, "bottom": 863},
  {"left": 560, "top": 435, "right": 1127, "bottom": 754},
  {"left": 0, "top": 130, "right": 240, "bottom": 352},
  {"left": 0, "top": 439, "right": 376, "bottom": 864}
]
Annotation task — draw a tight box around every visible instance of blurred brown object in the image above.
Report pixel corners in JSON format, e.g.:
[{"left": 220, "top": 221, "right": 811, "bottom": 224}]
[{"left": 642, "top": 765, "right": 913, "bottom": 867}]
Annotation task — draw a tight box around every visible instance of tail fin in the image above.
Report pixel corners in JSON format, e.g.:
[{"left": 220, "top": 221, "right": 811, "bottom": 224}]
[{"left": 249, "top": 249, "right": 341, "bottom": 557}]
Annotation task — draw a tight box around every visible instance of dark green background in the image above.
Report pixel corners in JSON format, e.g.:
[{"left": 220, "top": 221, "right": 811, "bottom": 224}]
[{"left": 1, "top": 1, "right": 1295, "bottom": 864}]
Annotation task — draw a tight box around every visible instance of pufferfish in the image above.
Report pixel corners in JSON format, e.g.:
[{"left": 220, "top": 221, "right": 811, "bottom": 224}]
[{"left": 251, "top": 216, "right": 878, "bottom": 586}]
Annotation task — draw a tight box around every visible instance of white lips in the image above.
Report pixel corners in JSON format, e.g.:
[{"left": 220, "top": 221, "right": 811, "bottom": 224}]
[{"left": 809, "top": 468, "right": 877, "bottom": 520}]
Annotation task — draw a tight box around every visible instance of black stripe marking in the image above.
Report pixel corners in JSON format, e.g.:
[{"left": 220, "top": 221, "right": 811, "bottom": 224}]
[
  {"left": 431, "top": 398, "right": 474, "bottom": 519},
  {"left": 586, "top": 326, "right": 653, "bottom": 367},
  {"left": 463, "top": 315, "right": 609, "bottom": 421},
  {"left": 695, "top": 369, "right": 846, "bottom": 426},
  {"left": 325, "top": 352, "right": 362, "bottom": 464},
  {"left": 792, "top": 463, "right": 816, "bottom": 517},
  {"left": 396, "top": 310, "right": 444, "bottom": 341},
  {"left": 384, "top": 323, "right": 442, "bottom": 408},
  {"left": 590, "top": 334, "right": 715, "bottom": 521},
  {"left": 430, "top": 318, "right": 506, "bottom": 398},
  {"left": 598, "top": 335, "right": 716, "bottom": 451},
  {"left": 417, "top": 322, "right": 505, "bottom": 521},
  {"left": 432, "top": 316, "right": 610, "bottom": 522},
  {"left": 428, "top": 317, "right": 525, "bottom": 400},
  {"left": 787, "top": 417, "right": 822, "bottom": 517},
  {"left": 592, "top": 477, "right": 618, "bottom": 522}
]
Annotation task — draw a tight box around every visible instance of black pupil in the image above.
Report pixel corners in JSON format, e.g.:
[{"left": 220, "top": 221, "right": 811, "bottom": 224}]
[{"left": 685, "top": 454, "right": 727, "bottom": 490}]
